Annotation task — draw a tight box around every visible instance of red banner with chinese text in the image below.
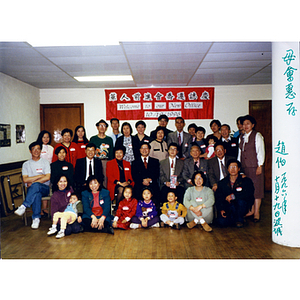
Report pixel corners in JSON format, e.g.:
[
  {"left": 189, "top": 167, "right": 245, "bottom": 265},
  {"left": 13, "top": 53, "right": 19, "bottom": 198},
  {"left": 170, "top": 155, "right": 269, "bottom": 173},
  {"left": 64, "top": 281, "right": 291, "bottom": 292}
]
[{"left": 105, "top": 87, "right": 214, "bottom": 120}]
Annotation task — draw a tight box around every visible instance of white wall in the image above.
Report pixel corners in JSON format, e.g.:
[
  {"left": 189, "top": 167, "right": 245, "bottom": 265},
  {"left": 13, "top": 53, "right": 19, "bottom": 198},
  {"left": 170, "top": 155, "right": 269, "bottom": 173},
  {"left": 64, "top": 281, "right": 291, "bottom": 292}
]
[
  {"left": 0, "top": 80, "right": 272, "bottom": 165},
  {"left": 40, "top": 84, "right": 272, "bottom": 138},
  {"left": 0, "top": 72, "right": 40, "bottom": 164}
]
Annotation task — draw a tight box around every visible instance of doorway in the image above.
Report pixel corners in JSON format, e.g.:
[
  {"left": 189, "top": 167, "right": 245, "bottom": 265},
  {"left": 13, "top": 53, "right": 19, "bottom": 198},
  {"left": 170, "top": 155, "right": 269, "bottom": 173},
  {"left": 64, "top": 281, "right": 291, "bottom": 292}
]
[
  {"left": 40, "top": 104, "right": 84, "bottom": 147},
  {"left": 249, "top": 100, "right": 272, "bottom": 191}
]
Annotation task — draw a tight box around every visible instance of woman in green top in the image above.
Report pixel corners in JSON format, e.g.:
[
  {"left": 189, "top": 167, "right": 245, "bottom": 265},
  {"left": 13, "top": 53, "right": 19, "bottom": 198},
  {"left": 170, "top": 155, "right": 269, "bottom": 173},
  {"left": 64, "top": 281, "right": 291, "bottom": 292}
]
[{"left": 183, "top": 171, "right": 215, "bottom": 232}]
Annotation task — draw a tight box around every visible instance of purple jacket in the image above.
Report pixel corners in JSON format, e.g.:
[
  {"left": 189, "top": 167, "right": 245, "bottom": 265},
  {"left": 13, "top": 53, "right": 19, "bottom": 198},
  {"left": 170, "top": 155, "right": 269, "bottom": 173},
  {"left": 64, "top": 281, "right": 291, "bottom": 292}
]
[
  {"left": 135, "top": 200, "right": 157, "bottom": 219},
  {"left": 50, "top": 187, "right": 74, "bottom": 219}
]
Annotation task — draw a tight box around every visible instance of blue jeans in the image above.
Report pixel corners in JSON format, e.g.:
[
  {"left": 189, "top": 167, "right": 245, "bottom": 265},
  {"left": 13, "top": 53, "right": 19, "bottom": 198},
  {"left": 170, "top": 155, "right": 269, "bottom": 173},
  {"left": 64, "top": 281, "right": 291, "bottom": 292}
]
[
  {"left": 217, "top": 199, "right": 248, "bottom": 227},
  {"left": 23, "top": 182, "right": 49, "bottom": 219}
]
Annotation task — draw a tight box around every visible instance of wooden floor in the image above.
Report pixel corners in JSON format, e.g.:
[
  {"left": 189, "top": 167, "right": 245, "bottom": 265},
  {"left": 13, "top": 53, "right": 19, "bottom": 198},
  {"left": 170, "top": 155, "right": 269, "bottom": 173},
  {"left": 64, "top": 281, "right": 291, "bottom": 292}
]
[{"left": 1, "top": 192, "right": 300, "bottom": 259}]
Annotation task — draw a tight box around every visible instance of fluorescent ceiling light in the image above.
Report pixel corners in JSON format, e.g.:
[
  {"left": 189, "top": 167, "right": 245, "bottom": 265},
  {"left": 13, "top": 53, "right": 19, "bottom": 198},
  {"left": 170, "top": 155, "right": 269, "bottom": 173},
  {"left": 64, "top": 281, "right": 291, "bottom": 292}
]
[
  {"left": 28, "top": 39, "right": 120, "bottom": 47},
  {"left": 74, "top": 75, "right": 133, "bottom": 82}
]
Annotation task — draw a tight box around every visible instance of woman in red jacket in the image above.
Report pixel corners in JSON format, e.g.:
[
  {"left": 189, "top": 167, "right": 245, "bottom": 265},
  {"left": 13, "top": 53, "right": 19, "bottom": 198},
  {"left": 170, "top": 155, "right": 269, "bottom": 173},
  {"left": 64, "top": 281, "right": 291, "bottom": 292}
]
[
  {"left": 106, "top": 145, "right": 134, "bottom": 210},
  {"left": 52, "top": 128, "right": 79, "bottom": 170}
]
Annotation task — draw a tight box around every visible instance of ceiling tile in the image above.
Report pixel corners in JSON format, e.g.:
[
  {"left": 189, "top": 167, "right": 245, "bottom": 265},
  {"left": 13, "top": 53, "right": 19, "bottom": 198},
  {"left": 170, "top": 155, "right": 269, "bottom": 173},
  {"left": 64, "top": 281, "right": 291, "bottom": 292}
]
[
  {"left": 0, "top": 41, "right": 272, "bottom": 88},
  {"left": 122, "top": 42, "right": 213, "bottom": 54},
  {"left": 209, "top": 42, "right": 272, "bottom": 53}
]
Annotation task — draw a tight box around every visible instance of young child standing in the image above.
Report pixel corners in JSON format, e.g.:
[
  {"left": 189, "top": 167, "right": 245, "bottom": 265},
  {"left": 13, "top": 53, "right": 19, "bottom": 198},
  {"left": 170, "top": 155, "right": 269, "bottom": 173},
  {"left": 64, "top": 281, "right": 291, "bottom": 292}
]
[
  {"left": 47, "top": 193, "right": 83, "bottom": 238},
  {"left": 205, "top": 136, "right": 218, "bottom": 159},
  {"left": 130, "top": 187, "right": 160, "bottom": 229},
  {"left": 160, "top": 191, "right": 187, "bottom": 229},
  {"left": 112, "top": 186, "right": 137, "bottom": 230}
]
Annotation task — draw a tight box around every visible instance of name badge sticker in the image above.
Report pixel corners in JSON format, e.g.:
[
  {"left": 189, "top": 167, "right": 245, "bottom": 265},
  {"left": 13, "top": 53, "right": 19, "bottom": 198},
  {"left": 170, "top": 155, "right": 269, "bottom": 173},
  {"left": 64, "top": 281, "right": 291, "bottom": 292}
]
[
  {"left": 236, "top": 187, "right": 242, "bottom": 192},
  {"left": 100, "top": 200, "right": 104, "bottom": 205},
  {"left": 123, "top": 206, "right": 129, "bottom": 210},
  {"left": 36, "top": 168, "right": 43, "bottom": 173},
  {"left": 231, "top": 143, "right": 237, "bottom": 147},
  {"left": 125, "top": 168, "right": 130, "bottom": 171},
  {"left": 196, "top": 197, "right": 202, "bottom": 202},
  {"left": 81, "top": 145, "right": 86, "bottom": 149},
  {"left": 70, "top": 148, "right": 75, "bottom": 151},
  {"left": 62, "top": 166, "right": 68, "bottom": 170}
]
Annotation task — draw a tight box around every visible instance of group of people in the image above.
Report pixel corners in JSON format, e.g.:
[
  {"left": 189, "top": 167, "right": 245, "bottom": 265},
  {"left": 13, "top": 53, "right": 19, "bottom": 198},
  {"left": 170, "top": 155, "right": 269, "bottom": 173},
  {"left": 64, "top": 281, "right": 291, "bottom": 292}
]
[{"left": 14, "top": 113, "right": 265, "bottom": 238}]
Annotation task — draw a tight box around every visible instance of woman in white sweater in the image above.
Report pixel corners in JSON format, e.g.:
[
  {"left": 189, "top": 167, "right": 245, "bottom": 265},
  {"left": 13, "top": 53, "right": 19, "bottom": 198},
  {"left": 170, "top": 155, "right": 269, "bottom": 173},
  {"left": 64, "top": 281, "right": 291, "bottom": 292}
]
[{"left": 183, "top": 171, "right": 215, "bottom": 232}]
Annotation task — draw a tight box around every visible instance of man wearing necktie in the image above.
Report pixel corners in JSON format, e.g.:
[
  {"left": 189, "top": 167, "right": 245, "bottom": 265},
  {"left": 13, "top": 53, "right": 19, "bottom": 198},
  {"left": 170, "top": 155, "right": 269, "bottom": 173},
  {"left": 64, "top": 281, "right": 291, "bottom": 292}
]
[
  {"left": 74, "top": 143, "right": 104, "bottom": 195},
  {"left": 131, "top": 142, "right": 160, "bottom": 208},
  {"left": 159, "top": 143, "right": 185, "bottom": 205},
  {"left": 182, "top": 144, "right": 208, "bottom": 190},
  {"left": 167, "top": 117, "right": 192, "bottom": 160},
  {"left": 207, "top": 142, "right": 235, "bottom": 192}
]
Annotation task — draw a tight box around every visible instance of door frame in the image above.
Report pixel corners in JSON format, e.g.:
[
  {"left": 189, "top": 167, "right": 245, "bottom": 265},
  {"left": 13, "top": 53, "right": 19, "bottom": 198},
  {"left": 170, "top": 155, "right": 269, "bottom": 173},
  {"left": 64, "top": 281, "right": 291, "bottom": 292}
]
[{"left": 249, "top": 100, "right": 272, "bottom": 191}]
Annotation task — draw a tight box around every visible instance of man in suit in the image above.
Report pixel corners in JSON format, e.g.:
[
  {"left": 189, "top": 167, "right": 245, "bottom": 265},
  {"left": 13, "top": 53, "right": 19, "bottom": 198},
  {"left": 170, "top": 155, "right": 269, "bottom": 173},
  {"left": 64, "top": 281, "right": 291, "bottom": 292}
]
[
  {"left": 74, "top": 142, "right": 104, "bottom": 195},
  {"left": 167, "top": 117, "right": 192, "bottom": 159},
  {"left": 131, "top": 142, "right": 160, "bottom": 209},
  {"left": 182, "top": 144, "right": 208, "bottom": 189},
  {"left": 159, "top": 143, "right": 185, "bottom": 204},
  {"left": 150, "top": 114, "right": 173, "bottom": 141},
  {"left": 220, "top": 124, "right": 238, "bottom": 159},
  {"left": 207, "top": 142, "right": 235, "bottom": 192}
]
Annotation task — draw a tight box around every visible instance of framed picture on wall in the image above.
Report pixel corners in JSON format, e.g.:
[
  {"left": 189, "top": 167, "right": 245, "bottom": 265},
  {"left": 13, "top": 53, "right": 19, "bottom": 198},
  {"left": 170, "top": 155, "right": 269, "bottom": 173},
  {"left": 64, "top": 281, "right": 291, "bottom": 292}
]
[
  {"left": 0, "top": 123, "right": 11, "bottom": 147},
  {"left": 16, "top": 124, "right": 25, "bottom": 143}
]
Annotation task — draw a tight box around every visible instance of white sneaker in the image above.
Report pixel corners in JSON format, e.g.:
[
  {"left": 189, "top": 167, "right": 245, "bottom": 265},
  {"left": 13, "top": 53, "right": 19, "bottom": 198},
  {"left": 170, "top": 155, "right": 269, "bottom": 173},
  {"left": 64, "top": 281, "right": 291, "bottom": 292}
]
[
  {"left": 151, "top": 222, "right": 160, "bottom": 228},
  {"left": 31, "top": 218, "right": 40, "bottom": 229},
  {"left": 55, "top": 230, "right": 65, "bottom": 239},
  {"left": 14, "top": 204, "right": 26, "bottom": 216},
  {"left": 130, "top": 223, "right": 140, "bottom": 229},
  {"left": 47, "top": 227, "right": 57, "bottom": 235}
]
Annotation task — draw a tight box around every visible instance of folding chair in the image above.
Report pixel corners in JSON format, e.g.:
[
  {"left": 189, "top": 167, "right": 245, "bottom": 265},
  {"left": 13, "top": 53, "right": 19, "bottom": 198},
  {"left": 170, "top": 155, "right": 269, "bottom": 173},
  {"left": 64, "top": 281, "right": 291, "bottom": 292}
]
[{"left": 21, "top": 181, "right": 52, "bottom": 226}]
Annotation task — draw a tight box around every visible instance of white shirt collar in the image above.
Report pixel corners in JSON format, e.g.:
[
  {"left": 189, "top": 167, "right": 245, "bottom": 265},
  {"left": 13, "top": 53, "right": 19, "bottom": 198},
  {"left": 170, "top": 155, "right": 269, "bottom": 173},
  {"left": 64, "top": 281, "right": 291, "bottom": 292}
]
[
  {"left": 86, "top": 157, "right": 94, "bottom": 163},
  {"left": 141, "top": 156, "right": 149, "bottom": 162},
  {"left": 217, "top": 156, "right": 225, "bottom": 164},
  {"left": 169, "top": 157, "right": 176, "bottom": 164},
  {"left": 222, "top": 136, "right": 231, "bottom": 142},
  {"left": 243, "top": 130, "right": 253, "bottom": 143}
]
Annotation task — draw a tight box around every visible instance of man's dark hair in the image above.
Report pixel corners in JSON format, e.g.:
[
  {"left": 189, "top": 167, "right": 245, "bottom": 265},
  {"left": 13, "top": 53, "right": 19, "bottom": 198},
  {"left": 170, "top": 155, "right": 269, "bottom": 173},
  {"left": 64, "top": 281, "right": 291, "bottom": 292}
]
[{"left": 29, "top": 141, "right": 42, "bottom": 151}]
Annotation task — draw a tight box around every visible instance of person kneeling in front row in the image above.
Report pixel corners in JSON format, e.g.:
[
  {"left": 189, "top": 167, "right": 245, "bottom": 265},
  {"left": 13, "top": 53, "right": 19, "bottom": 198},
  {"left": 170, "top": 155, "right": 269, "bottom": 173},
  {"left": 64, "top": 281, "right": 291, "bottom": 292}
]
[{"left": 215, "top": 159, "right": 254, "bottom": 228}]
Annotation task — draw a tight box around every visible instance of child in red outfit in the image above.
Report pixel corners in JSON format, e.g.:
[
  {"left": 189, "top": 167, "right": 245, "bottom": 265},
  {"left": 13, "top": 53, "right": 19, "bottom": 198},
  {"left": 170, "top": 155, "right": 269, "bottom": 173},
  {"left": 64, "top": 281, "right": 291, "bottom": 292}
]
[
  {"left": 112, "top": 186, "right": 137, "bottom": 230},
  {"left": 205, "top": 136, "right": 218, "bottom": 160}
]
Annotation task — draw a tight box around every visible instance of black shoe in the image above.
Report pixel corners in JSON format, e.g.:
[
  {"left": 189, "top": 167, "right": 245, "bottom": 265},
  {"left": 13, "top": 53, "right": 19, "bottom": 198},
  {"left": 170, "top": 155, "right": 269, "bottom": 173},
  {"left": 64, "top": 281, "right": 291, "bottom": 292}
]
[
  {"left": 105, "top": 226, "right": 114, "bottom": 235},
  {"left": 236, "top": 222, "right": 244, "bottom": 228},
  {"left": 79, "top": 225, "right": 84, "bottom": 233},
  {"left": 41, "top": 210, "right": 48, "bottom": 218}
]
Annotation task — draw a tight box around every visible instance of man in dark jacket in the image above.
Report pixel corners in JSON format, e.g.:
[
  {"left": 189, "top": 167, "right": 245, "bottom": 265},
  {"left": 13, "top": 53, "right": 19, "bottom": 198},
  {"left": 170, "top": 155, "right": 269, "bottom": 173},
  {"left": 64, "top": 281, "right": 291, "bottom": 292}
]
[
  {"left": 131, "top": 142, "right": 160, "bottom": 209},
  {"left": 74, "top": 143, "right": 104, "bottom": 195},
  {"left": 215, "top": 158, "right": 254, "bottom": 228}
]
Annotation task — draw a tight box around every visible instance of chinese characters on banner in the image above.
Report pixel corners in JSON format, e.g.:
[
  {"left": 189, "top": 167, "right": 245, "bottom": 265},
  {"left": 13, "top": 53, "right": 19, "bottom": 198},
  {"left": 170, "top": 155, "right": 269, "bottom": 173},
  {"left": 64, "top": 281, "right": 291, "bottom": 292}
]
[{"left": 105, "top": 87, "right": 214, "bottom": 120}]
